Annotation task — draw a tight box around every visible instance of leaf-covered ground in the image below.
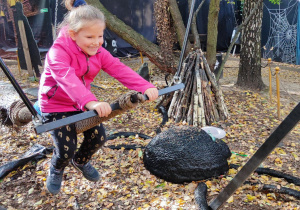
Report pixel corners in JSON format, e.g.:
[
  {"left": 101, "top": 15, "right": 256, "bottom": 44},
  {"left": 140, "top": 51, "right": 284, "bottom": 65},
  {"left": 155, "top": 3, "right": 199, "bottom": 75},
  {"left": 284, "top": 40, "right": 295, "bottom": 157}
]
[{"left": 0, "top": 55, "right": 299, "bottom": 209}]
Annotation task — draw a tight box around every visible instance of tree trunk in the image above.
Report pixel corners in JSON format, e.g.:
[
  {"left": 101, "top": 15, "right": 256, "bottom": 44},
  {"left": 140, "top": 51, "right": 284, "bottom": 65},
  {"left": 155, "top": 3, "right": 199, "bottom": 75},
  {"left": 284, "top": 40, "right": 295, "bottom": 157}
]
[
  {"left": 189, "top": 0, "right": 201, "bottom": 49},
  {"left": 215, "top": 1, "right": 261, "bottom": 81},
  {"left": 169, "top": 0, "right": 192, "bottom": 54},
  {"left": 237, "top": 0, "right": 265, "bottom": 90},
  {"left": 86, "top": 0, "right": 178, "bottom": 74},
  {"left": 206, "top": 0, "right": 220, "bottom": 71}
]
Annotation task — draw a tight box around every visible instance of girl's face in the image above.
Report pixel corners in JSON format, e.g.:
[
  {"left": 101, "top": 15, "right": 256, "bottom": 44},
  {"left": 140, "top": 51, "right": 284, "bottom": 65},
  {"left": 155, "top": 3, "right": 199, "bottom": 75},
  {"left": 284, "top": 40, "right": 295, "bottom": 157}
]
[{"left": 69, "top": 20, "right": 105, "bottom": 56}]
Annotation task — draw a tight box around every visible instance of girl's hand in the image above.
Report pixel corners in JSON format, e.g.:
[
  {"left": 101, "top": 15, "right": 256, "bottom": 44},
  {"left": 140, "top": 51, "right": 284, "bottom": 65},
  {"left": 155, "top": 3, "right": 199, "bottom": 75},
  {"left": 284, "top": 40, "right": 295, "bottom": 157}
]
[
  {"left": 85, "top": 101, "right": 112, "bottom": 117},
  {"left": 144, "top": 88, "right": 159, "bottom": 101}
]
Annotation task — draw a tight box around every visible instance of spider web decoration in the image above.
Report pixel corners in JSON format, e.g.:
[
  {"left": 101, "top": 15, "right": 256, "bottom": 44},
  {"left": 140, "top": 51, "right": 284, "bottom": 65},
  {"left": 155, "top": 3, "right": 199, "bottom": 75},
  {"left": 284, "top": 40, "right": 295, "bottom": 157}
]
[{"left": 262, "top": 1, "right": 298, "bottom": 64}]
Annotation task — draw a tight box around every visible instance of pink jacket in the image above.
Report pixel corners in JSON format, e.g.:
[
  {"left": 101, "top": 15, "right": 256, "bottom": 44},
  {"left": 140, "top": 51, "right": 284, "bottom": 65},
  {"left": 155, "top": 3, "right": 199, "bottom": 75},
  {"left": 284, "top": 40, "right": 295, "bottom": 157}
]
[{"left": 38, "top": 27, "right": 155, "bottom": 113}]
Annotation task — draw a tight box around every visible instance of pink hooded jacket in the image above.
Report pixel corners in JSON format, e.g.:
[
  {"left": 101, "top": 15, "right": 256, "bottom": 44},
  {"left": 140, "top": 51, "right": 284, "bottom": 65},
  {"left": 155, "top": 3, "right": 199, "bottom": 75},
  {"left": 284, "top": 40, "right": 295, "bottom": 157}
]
[{"left": 38, "top": 27, "right": 155, "bottom": 113}]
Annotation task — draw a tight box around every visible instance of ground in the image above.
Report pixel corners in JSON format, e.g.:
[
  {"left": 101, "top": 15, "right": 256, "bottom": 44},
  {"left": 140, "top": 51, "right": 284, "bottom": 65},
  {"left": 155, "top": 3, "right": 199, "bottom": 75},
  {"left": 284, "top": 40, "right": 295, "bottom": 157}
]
[{"left": 0, "top": 53, "right": 299, "bottom": 210}]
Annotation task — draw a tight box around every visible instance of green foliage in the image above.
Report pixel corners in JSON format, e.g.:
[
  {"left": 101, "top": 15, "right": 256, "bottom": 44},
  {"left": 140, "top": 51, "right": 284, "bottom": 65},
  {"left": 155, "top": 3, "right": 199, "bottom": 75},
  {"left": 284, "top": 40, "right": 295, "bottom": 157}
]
[
  {"left": 269, "top": 0, "right": 281, "bottom": 5},
  {"left": 231, "top": 0, "right": 280, "bottom": 5},
  {"left": 225, "top": 0, "right": 235, "bottom": 5},
  {"left": 236, "top": 0, "right": 280, "bottom": 5}
]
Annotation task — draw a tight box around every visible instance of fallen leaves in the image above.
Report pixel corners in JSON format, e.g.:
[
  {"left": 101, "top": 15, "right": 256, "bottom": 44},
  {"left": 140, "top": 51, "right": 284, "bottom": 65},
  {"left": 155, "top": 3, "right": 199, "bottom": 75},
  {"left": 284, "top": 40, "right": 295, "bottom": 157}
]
[{"left": 0, "top": 57, "right": 300, "bottom": 209}]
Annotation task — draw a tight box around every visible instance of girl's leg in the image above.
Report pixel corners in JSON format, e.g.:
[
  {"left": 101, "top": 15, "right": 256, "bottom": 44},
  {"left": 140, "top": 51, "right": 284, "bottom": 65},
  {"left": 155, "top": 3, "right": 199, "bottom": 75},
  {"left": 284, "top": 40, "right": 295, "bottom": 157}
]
[
  {"left": 42, "top": 112, "right": 79, "bottom": 194},
  {"left": 73, "top": 123, "right": 106, "bottom": 164},
  {"left": 71, "top": 124, "right": 106, "bottom": 181},
  {"left": 43, "top": 112, "right": 79, "bottom": 169}
]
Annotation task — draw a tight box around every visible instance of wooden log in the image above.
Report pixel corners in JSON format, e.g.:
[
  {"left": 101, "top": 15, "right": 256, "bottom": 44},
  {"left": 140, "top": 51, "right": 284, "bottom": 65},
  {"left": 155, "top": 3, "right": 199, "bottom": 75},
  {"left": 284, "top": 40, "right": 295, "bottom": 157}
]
[
  {"left": 186, "top": 73, "right": 197, "bottom": 125},
  {"left": 193, "top": 94, "right": 198, "bottom": 127},
  {"left": 18, "top": 20, "right": 34, "bottom": 78},
  {"left": 200, "top": 51, "right": 229, "bottom": 119},
  {"left": 159, "top": 93, "right": 174, "bottom": 108},
  {"left": 166, "top": 49, "right": 229, "bottom": 127},
  {"left": 168, "top": 88, "right": 180, "bottom": 117},
  {"left": 200, "top": 69, "right": 220, "bottom": 123},
  {"left": 195, "top": 68, "right": 206, "bottom": 126},
  {"left": 194, "top": 53, "right": 205, "bottom": 126},
  {"left": 155, "top": 94, "right": 167, "bottom": 109},
  {"left": 175, "top": 70, "right": 193, "bottom": 123},
  {"left": 203, "top": 77, "right": 220, "bottom": 122},
  {"left": 168, "top": 54, "right": 194, "bottom": 117},
  {"left": 168, "top": 62, "right": 187, "bottom": 117},
  {"left": 155, "top": 54, "right": 191, "bottom": 110},
  {"left": 175, "top": 54, "right": 197, "bottom": 118}
]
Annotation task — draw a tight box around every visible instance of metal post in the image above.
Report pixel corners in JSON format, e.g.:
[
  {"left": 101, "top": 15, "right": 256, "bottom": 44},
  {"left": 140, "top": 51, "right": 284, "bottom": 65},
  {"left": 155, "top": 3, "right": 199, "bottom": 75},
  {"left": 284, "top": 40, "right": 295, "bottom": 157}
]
[{"left": 173, "top": 0, "right": 196, "bottom": 84}]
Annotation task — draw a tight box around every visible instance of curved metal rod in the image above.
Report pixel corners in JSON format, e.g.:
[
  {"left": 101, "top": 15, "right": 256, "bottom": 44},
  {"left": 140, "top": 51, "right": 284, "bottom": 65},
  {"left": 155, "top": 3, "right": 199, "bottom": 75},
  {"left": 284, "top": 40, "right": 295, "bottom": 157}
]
[
  {"left": 174, "top": 0, "right": 196, "bottom": 83},
  {"left": 0, "top": 56, "right": 37, "bottom": 117}
]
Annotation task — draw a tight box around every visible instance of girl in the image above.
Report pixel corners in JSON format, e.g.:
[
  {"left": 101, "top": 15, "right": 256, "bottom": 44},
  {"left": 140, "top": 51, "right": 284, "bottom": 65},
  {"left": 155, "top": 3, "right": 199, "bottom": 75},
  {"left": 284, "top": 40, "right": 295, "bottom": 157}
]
[{"left": 38, "top": 0, "right": 158, "bottom": 195}]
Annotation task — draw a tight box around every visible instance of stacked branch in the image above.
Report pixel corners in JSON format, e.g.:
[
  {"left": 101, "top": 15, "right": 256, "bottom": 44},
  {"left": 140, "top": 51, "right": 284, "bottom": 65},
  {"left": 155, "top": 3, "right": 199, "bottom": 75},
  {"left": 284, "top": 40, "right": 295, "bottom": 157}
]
[{"left": 157, "top": 49, "right": 229, "bottom": 126}]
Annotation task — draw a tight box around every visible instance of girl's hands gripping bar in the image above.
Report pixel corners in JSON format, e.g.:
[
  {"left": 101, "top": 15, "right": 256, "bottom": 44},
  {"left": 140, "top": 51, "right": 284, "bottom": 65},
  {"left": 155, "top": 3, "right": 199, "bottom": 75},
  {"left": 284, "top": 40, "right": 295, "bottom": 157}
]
[
  {"left": 144, "top": 88, "right": 159, "bottom": 101},
  {"left": 85, "top": 101, "right": 112, "bottom": 117}
]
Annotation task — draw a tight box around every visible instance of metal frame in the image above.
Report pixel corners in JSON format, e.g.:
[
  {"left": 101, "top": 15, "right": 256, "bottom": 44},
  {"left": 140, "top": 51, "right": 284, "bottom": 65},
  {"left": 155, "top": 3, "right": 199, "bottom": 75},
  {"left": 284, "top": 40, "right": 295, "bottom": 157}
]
[
  {"left": 35, "top": 83, "right": 185, "bottom": 134},
  {"left": 209, "top": 102, "right": 300, "bottom": 209},
  {"left": 0, "top": 56, "right": 37, "bottom": 117}
]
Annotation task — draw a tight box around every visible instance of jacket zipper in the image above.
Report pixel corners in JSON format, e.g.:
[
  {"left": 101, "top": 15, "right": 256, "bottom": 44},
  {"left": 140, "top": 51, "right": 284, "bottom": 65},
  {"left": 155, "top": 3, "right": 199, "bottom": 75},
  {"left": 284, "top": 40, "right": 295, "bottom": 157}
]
[
  {"left": 46, "top": 84, "right": 58, "bottom": 99},
  {"left": 81, "top": 55, "right": 90, "bottom": 86}
]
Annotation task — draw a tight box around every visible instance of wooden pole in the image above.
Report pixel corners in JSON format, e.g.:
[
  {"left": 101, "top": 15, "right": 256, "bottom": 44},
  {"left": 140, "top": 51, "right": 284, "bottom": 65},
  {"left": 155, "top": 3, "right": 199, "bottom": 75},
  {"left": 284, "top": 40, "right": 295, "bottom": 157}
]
[
  {"left": 16, "top": 50, "right": 22, "bottom": 78},
  {"left": 18, "top": 20, "right": 35, "bottom": 79},
  {"left": 140, "top": 52, "right": 144, "bottom": 63},
  {"left": 275, "top": 66, "right": 280, "bottom": 119},
  {"left": 268, "top": 58, "right": 272, "bottom": 101}
]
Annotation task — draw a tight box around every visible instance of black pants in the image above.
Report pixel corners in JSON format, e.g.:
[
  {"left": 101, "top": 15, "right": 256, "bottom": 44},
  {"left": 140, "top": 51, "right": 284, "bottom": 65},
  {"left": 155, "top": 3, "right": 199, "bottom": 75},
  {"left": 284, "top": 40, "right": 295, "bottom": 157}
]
[{"left": 42, "top": 112, "right": 106, "bottom": 169}]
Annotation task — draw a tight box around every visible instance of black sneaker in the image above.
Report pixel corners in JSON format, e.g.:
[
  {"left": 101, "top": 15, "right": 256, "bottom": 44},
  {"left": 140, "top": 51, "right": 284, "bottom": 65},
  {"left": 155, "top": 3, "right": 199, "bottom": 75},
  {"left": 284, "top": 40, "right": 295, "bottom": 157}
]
[
  {"left": 46, "top": 165, "right": 63, "bottom": 195},
  {"left": 71, "top": 159, "right": 100, "bottom": 182}
]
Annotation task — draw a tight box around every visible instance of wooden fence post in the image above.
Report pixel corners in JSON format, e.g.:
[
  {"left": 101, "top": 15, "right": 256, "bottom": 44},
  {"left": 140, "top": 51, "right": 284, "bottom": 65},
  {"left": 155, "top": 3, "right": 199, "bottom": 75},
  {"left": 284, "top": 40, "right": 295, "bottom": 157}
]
[{"left": 18, "top": 20, "right": 35, "bottom": 79}]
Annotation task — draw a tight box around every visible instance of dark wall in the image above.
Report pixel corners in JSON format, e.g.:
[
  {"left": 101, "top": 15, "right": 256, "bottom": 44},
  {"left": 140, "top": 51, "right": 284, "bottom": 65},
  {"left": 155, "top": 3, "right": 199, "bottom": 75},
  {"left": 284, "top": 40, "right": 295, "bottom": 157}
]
[
  {"left": 99, "top": 0, "right": 157, "bottom": 57},
  {"left": 177, "top": 0, "right": 237, "bottom": 52},
  {"left": 0, "top": 18, "right": 16, "bottom": 50},
  {"left": 3, "top": 0, "right": 298, "bottom": 63},
  {"left": 0, "top": 0, "right": 53, "bottom": 51}
]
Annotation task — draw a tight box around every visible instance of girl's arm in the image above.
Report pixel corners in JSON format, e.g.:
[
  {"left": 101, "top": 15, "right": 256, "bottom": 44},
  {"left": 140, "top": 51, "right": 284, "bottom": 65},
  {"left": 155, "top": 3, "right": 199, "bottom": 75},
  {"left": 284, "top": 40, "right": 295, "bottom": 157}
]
[{"left": 99, "top": 48, "right": 156, "bottom": 94}]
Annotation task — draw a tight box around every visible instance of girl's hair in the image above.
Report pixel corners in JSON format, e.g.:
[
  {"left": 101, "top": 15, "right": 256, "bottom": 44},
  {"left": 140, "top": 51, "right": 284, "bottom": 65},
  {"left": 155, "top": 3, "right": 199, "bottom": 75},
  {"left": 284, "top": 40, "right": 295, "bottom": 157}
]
[{"left": 59, "top": 0, "right": 105, "bottom": 32}]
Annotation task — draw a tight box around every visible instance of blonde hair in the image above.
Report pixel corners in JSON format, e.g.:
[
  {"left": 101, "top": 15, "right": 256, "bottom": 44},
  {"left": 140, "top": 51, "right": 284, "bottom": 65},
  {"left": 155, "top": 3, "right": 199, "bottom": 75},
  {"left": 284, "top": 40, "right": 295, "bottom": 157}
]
[{"left": 60, "top": 1, "right": 105, "bottom": 33}]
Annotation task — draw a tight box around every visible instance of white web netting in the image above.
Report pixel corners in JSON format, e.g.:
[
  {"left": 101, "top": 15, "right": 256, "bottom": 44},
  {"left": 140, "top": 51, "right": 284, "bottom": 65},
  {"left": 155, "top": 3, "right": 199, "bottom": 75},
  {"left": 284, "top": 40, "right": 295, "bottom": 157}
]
[{"left": 262, "top": 1, "right": 298, "bottom": 64}]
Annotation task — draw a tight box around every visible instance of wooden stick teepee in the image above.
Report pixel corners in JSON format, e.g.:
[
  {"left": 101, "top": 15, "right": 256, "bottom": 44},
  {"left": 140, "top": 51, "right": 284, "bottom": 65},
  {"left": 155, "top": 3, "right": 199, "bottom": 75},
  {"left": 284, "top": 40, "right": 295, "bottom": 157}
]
[{"left": 157, "top": 49, "right": 229, "bottom": 126}]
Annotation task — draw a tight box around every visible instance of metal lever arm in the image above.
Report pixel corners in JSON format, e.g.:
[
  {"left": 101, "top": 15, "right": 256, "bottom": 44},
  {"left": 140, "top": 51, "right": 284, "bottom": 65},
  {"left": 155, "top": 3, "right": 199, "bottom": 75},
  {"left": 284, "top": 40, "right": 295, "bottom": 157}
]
[{"left": 34, "top": 83, "right": 185, "bottom": 134}]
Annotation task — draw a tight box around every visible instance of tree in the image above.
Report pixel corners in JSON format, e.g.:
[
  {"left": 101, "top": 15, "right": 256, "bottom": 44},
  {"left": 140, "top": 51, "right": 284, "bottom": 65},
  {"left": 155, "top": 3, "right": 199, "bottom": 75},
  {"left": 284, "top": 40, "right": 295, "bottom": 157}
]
[
  {"left": 189, "top": 0, "right": 206, "bottom": 50},
  {"left": 216, "top": 0, "right": 280, "bottom": 83},
  {"left": 236, "top": 0, "right": 265, "bottom": 90},
  {"left": 206, "top": 0, "right": 220, "bottom": 71},
  {"left": 169, "top": 0, "right": 192, "bottom": 54}
]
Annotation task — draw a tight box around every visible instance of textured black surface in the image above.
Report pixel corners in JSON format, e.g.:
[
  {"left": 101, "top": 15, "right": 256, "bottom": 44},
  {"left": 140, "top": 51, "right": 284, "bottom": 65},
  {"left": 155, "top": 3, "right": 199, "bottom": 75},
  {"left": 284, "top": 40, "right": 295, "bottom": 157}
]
[
  {"left": 195, "top": 182, "right": 209, "bottom": 210},
  {"left": 143, "top": 126, "right": 231, "bottom": 183}
]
